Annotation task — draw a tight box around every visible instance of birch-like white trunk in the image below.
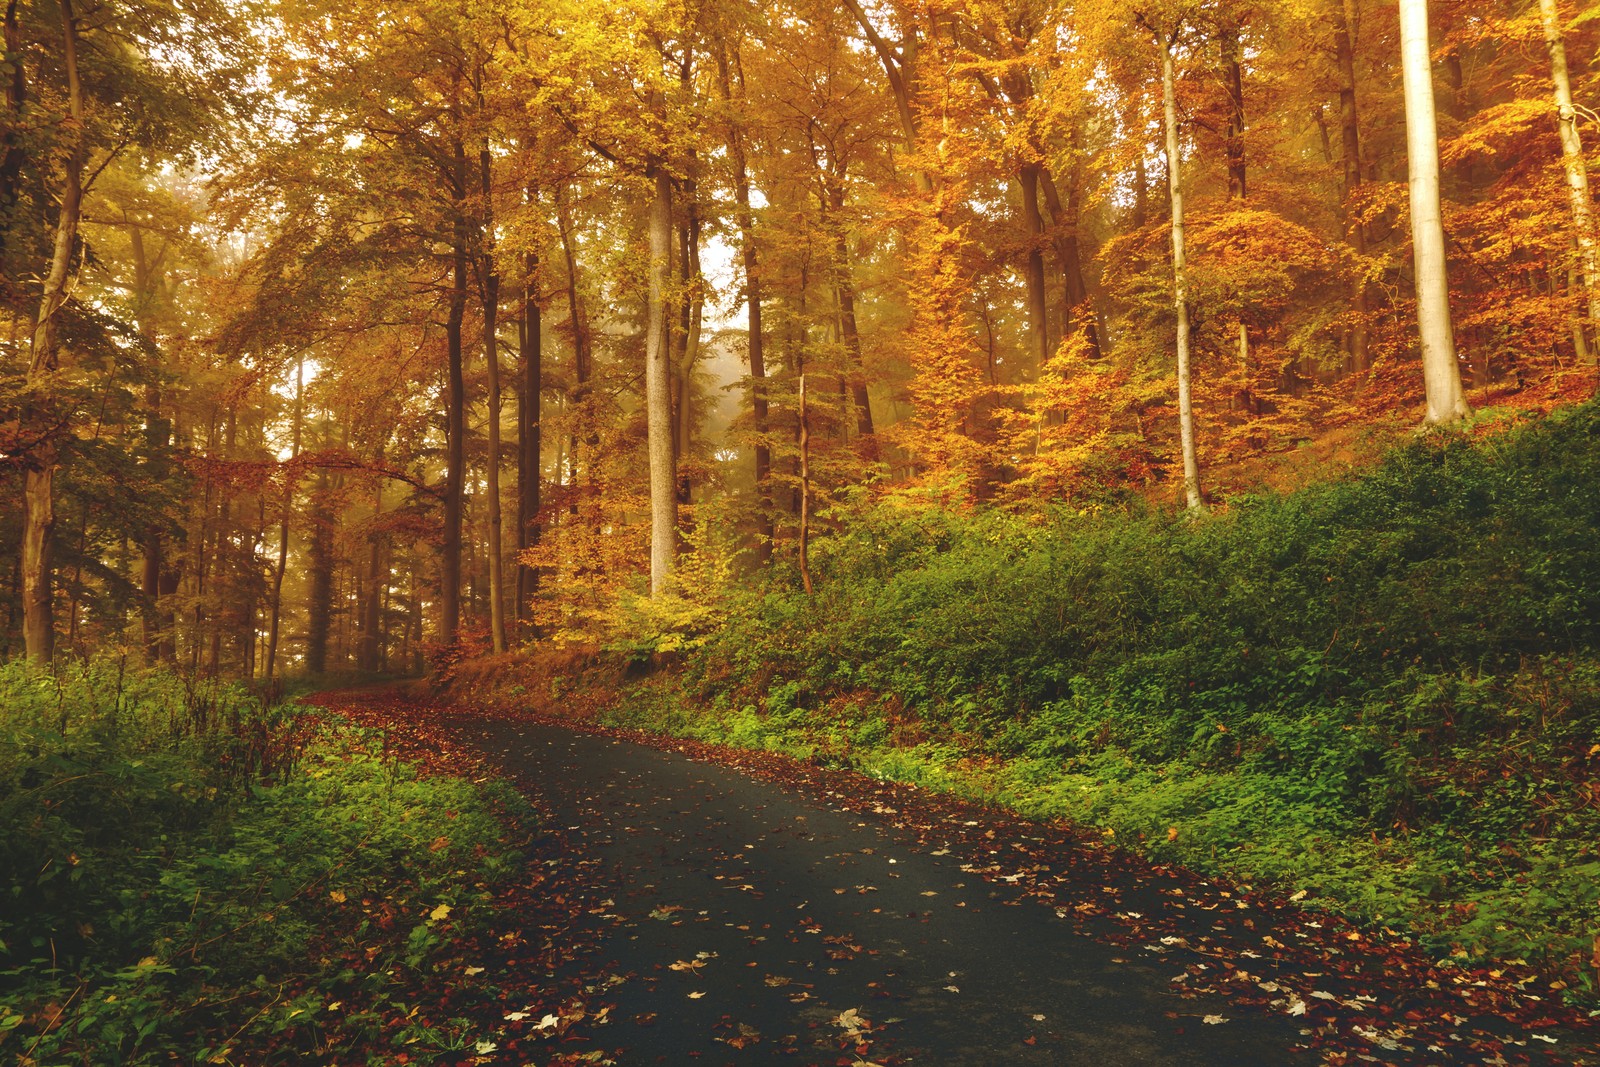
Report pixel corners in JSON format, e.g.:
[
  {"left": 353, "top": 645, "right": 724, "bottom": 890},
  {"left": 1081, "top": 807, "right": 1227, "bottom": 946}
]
[
  {"left": 1540, "top": 0, "right": 1599, "bottom": 358},
  {"left": 646, "top": 167, "right": 677, "bottom": 595},
  {"left": 1398, "top": 0, "right": 1468, "bottom": 423},
  {"left": 1162, "top": 34, "right": 1203, "bottom": 511}
]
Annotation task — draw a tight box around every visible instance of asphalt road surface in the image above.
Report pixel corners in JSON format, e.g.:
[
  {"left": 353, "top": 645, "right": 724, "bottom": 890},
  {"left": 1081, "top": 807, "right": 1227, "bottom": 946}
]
[{"left": 448, "top": 714, "right": 1311, "bottom": 1066}]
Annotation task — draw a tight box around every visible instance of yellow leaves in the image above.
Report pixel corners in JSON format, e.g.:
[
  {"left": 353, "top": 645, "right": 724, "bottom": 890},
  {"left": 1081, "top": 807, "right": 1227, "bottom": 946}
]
[{"left": 428, "top": 903, "right": 452, "bottom": 921}]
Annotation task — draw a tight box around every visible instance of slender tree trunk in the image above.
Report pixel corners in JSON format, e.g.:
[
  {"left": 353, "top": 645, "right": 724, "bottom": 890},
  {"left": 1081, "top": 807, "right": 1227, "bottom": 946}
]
[
  {"left": 1161, "top": 31, "right": 1204, "bottom": 511},
  {"left": 1398, "top": 0, "right": 1468, "bottom": 424},
  {"left": 441, "top": 140, "right": 469, "bottom": 641},
  {"left": 797, "top": 373, "right": 813, "bottom": 596},
  {"left": 140, "top": 383, "right": 169, "bottom": 663},
  {"left": 1334, "top": 0, "right": 1371, "bottom": 371},
  {"left": 359, "top": 470, "right": 384, "bottom": 672},
  {"left": 674, "top": 192, "right": 704, "bottom": 503},
  {"left": 1540, "top": 0, "right": 1599, "bottom": 357},
  {"left": 721, "top": 45, "right": 773, "bottom": 564},
  {"left": 826, "top": 182, "right": 876, "bottom": 448},
  {"left": 555, "top": 185, "right": 591, "bottom": 384},
  {"left": 1039, "top": 165, "right": 1103, "bottom": 358},
  {"left": 517, "top": 250, "right": 542, "bottom": 634},
  {"left": 264, "top": 359, "right": 304, "bottom": 681},
  {"left": 645, "top": 166, "right": 677, "bottom": 595},
  {"left": 1220, "top": 22, "right": 1247, "bottom": 200},
  {"left": 21, "top": 0, "right": 86, "bottom": 662},
  {"left": 480, "top": 147, "right": 507, "bottom": 653},
  {"left": 1019, "top": 163, "right": 1050, "bottom": 365}
]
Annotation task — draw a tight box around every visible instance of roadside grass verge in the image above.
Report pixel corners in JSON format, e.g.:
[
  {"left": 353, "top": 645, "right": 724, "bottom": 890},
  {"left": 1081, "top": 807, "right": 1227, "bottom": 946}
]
[
  {"left": 0, "top": 660, "right": 534, "bottom": 1065},
  {"left": 585, "top": 402, "right": 1600, "bottom": 1002}
]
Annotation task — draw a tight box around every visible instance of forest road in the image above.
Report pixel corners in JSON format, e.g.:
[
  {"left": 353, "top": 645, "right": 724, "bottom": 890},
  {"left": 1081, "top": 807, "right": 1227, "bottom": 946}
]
[{"left": 440, "top": 712, "right": 1311, "bottom": 1066}]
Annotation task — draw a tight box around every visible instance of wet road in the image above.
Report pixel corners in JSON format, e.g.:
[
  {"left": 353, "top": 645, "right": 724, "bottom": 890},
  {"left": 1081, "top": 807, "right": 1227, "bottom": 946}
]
[{"left": 448, "top": 715, "right": 1309, "bottom": 1065}]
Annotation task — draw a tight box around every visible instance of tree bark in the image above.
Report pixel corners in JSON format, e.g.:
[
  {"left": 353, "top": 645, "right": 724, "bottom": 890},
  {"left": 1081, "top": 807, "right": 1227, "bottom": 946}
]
[
  {"left": 720, "top": 44, "right": 773, "bottom": 564},
  {"left": 441, "top": 140, "right": 469, "bottom": 641},
  {"left": 1334, "top": 0, "right": 1370, "bottom": 371},
  {"left": 517, "top": 249, "right": 542, "bottom": 632},
  {"left": 264, "top": 359, "right": 304, "bottom": 681},
  {"left": 21, "top": 0, "right": 87, "bottom": 662},
  {"left": 1540, "top": 0, "right": 1599, "bottom": 358},
  {"left": 797, "top": 373, "right": 813, "bottom": 596},
  {"left": 1019, "top": 163, "right": 1050, "bottom": 365},
  {"left": 825, "top": 182, "right": 876, "bottom": 448},
  {"left": 645, "top": 166, "right": 677, "bottom": 595},
  {"left": 1220, "top": 22, "right": 1247, "bottom": 200},
  {"left": 1038, "top": 165, "right": 1102, "bottom": 358},
  {"left": 1161, "top": 30, "right": 1204, "bottom": 511},
  {"left": 1398, "top": 0, "right": 1468, "bottom": 424},
  {"left": 480, "top": 146, "right": 507, "bottom": 653}
]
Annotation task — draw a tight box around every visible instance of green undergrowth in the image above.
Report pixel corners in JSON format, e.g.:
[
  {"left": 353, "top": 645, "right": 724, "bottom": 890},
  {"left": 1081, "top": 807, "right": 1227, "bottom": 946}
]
[
  {"left": 0, "top": 659, "right": 531, "bottom": 1065},
  {"left": 599, "top": 401, "right": 1600, "bottom": 999}
]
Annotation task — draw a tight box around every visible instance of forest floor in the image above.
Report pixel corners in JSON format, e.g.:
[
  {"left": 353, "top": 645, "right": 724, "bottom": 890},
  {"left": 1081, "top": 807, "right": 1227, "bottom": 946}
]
[{"left": 319, "top": 686, "right": 1600, "bottom": 1067}]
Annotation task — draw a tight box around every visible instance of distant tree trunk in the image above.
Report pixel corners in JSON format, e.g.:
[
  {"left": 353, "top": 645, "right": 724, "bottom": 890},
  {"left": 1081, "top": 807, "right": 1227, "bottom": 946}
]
[
  {"left": 306, "top": 452, "right": 333, "bottom": 674},
  {"left": 516, "top": 250, "right": 542, "bottom": 634},
  {"left": 645, "top": 165, "right": 677, "bottom": 595},
  {"left": 358, "top": 471, "right": 384, "bottom": 673},
  {"left": 140, "top": 383, "right": 170, "bottom": 664},
  {"left": 1039, "top": 165, "right": 1103, "bottom": 358},
  {"left": 797, "top": 373, "right": 813, "bottom": 596},
  {"left": 480, "top": 146, "right": 507, "bottom": 653},
  {"left": 21, "top": 0, "right": 87, "bottom": 662},
  {"left": 1019, "top": 163, "right": 1050, "bottom": 365},
  {"left": 1540, "top": 0, "right": 1599, "bottom": 359},
  {"left": 1220, "top": 21, "right": 1247, "bottom": 200},
  {"left": 1334, "top": 0, "right": 1370, "bottom": 371},
  {"left": 441, "top": 140, "right": 469, "bottom": 641},
  {"left": 264, "top": 359, "right": 304, "bottom": 681},
  {"left": 721, "top": 44, "right": 773, "bottom": 564},
  {"left": 673, "top": 190, "right": 704, "bottom": 503},
  {"left": 825, "top": 181, "right": 876, "bottom": 449},
  {"left": 1161, "top": 29, "right": 1204, "bottom": 511},
  {"left": 1398, "top": 0, "right": 1468, "bottom": 424}
]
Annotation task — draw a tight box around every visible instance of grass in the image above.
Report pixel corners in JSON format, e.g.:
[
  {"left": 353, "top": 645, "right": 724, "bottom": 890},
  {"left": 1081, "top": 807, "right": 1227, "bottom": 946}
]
[
  {"left": 585, "top": 401, "right": 1600, "bottom": 1000},
  {"left": 0, "top": 658, "right": 533, "bottom": 1065}
]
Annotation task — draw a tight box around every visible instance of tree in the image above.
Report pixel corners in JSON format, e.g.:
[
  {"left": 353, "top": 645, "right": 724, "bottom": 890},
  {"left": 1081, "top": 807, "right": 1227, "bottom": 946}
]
[
  {"left": 1398, "top": 0, "right": 1467, "bottom": 424},
  {"left": 1539, "top": 0, "right": 1598, "bottom": 357}
]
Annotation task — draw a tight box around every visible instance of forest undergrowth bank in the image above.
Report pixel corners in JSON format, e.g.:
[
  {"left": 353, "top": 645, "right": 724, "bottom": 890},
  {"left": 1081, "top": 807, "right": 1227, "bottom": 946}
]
[
  {"left": 455, "top": 401, "right": 1600, "bottom": 1004},
  {"left": 0, "top": 665, "right": 544, "bottom": 1065}
]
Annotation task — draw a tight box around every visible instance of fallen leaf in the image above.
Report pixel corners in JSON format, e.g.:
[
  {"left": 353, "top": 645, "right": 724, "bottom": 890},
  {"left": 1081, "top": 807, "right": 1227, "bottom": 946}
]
[
  {"left": 1203, "top": 1015, "right": 1228, "bottom": 1025},
  {"left": 429, "top": 903, "right": 452, "bottom": 922}
]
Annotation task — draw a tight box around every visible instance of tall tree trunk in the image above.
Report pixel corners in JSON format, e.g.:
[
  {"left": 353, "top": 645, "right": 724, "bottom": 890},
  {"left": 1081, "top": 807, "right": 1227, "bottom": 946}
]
[
  {"left": 826, "top": 182, "right": 876, "bottom": 448},
  {"left": 645, "top": 166, "right": 677, "bottom": 595},
  {"left": 797, "top": 373, "right": 813, "bottom": 596},
  {"left": 480, "top": 146, "right": 507, "bottom": 653},
  {"left": 140, "top": 386, "right": 170, "bottom": 664},
  {"left": 1019, "top": 163, "right": 1050, "bottom": 365},
  {"left": 359, "top": 469, "right": 384, "bottom": 673},
  {"left": 1334, "top": 0, "right": 1371, "bottom": 371},
  {"left": 1039, "top": 165, "right": 1103, "bottom": 358},
  {"left": 517, "top": 250, "right": 542, "bottom": 633},
  {"left": 1161, "top": 30, "right": 1204, "bottom": 511},
  {"left": 673, "top": 190, "right": 704, "bottom": 503},
  {"left": 441, "top": 140, "right": 469, "bottom": 642},
  {"left": 264, "top": 359, "right": 304, "bottom": 681},
  {"left": 719, "top": 44, "right": 773, "bottom": 563},
  {"left": 21, "top": 0, "right": 86, "bottom": 662},
  {"left": 1220, "top": 22, "right": 1247, "bottom": 200},
  {"left": 1540, "top": 0, "right": 1599, "bottom": 358},
  {"left": 1398, "top": 0, "right": 1468, "bottom": 424}
]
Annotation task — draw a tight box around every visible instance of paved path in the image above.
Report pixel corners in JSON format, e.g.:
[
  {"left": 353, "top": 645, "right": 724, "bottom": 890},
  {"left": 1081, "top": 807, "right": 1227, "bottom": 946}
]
[{"left": 449, "top": 715, "right": 1308, "bottom": 1065}]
